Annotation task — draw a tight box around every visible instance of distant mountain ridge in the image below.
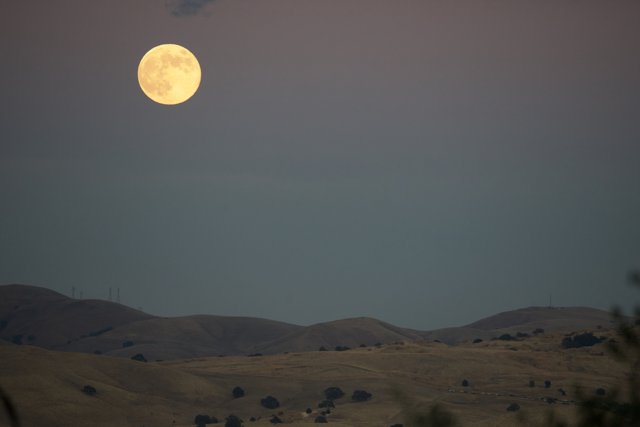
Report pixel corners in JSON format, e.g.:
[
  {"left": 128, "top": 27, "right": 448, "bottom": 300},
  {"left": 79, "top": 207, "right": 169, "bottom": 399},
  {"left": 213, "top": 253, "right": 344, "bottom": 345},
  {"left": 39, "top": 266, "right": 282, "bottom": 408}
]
[{"left": 0, "top": 284, "right": 615, "bottom": 360}]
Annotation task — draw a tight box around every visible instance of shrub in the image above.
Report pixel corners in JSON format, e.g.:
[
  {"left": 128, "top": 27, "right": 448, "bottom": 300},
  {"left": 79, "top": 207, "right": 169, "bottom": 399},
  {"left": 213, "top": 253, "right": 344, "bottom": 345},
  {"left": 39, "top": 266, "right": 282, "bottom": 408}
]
[
  {"left": 270, "top": 415, "right": 282, "bottom": 424},
  {"left": 561, "top": 332, "right": 605, "bottom": 349},
  {"left": 506, "top": 403, "right": 520, "bottom": 412},
  {"left": 306, "top": 408, "right": 312, "bottom": 414},
  {"left": 122, "top": 340, "right": 134, "bottom": 348},
  {"left": 318, "top": 400, "right": 335, "bottom": 409},
  {"left": 497, "top": 334, "right": 515, "bottom": 341},
  {"left": 131, "top": 353, "right": 147, "bottom": 362},
  {"left": 390, "top": 424, "right": 404, "bottom": 427},
  {"left": 558, "top": 388, "right": 567, "bottom": 396},
  {"left": 261, "top": 396, "right": 280, "bottom": 409},
  {"left": 352, "top": 390, "right": 372, "bottom": 401},
  {"left": 533, "top": 328, "right": 545, "bottom": 334},
  {"left": 461, "top": 379, "right": 469, "bottom": 387},
  {"left": 314, "top": 415, "right": 328, "bottom": 423},
  {"left": 596, "top": 387, "right": 606, "bottom": 396},
  {"left": 472, "top": 338, "right": 483, "bottom": 344},
  {"left": 11, "top": 335, "right": 23, "bottom": 345},
  {"left": 324, "top": 387, "right": 345, "bottom": 400},
  {"left": 529, "top": 380, "right": 535, "bottom": 388},
  {"left": 249, "top": 417, "right": 256, "bottom": 422},
  {"left": 516, "top": 332, "right": 530, "bottom": 338},
  {"left": 544, "top": 380, "right": 552, "bottom": 389},
  {"left": 335, "top": 345, "right": 350, "bottom": 352},
  {"left": 225, "top": 415, "right": 242, "bottom": 427},
  {"left": 318, "top": 346, "right": 328, "bottom": 351},
  {"left": 232, "top": 386, "right": 245, "bottom": 399},
  {"left": 359, "top": 343, "right": 367, "bottom": 348},
  {"left": 81, "top": 385, "right": 97, "bottom": 396},
  {"left": 194, "top": 415, "right": 218, "bottom": 425}
]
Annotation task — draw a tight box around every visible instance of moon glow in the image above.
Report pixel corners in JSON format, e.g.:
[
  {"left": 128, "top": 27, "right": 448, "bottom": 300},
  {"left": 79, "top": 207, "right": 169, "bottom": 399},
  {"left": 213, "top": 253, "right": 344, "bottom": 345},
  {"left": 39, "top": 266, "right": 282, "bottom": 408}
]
[{"left": 138, "top": 44, "right": 201, "bottom": 105}]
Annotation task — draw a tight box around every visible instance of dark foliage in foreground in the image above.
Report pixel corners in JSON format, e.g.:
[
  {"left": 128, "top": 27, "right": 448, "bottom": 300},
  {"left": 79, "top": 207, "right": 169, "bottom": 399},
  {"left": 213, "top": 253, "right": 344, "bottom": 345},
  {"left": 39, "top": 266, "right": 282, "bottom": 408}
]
[
  {"left": 0, "top": 385, "right": 21, "bottom": 427},
  {"left": 269, "top": 415, "right": 282, "bottom": 424},
  {"left": 314, "top": 415, "right": 328, "bottom": 423}
]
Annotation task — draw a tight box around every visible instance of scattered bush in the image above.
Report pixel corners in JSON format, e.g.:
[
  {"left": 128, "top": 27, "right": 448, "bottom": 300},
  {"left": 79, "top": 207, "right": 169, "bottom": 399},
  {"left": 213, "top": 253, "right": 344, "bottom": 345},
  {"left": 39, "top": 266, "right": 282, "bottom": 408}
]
[
  {"left": 533, "top": 328, "right": 545, "bottom": 334},
  {"left": 314, "top": 415, "right": 328, "bottom": 423},
  {"left": 545, "top": 397, "right": 558, "bottom": 404},
  {"left": 305, "top": 408, "right": 312, "bottom": 414},
  {"left": 122, "top": 340, "right": 134, "bottom": 348},
  {"left": 544, "top": 380, "right": 552, "bottom": 389},
  {"left": 131, "top": 353, "right": 147, "bottom": 362},
  {"left": 318, "top": 400, "right": 335, "bottom": 409},
  {"left": 596, "top": 387, "right": 606, "bottom": 396},
  {"left": 27, "top": 335, "right": 35, "bottom": 342},
  {"left": 359, "top": 343, "right": 367, "bottom": 348},
  {"left": 390, "top": 424, "right": 404, "bottom": 427},
  {"left": 249, "top": 417, "right": 256, "bottom": 422},
  {"left": 529, "top": 380, "right": 535, "bottom": 388},
  {"left": 269, "top": 415, "right": 282, "bottom": 424},
  {"left": 558, "top": 388, "right": 567, "bottom": 396},
  {"left": 81, "top": 385, "right": 97, "bottom": 396},
  {"left": 324, "top": 387, "right": 344, "bottom": 400},
  {"left": 472, "top": 338, "right": 483, "bottom": 344},
  {"left": 247, "top": 353, "right": 262, "bottom": 357},
  {"left": 461, "top": 379, "right": 469, "bottom": 387},
  {"left": 194, "top": 414, "right": 218, "bottom": 425},
  {"left": 335, "top": 345, "right": 350, "bottom": 352},
  {"left": 11, "top": 335, "right": 23, "bottom": 345},
  {"left": 497, "top": 334, "right": 515, "bottom": 341},
  {"left": 506, "top": 403, "right": 520, "bottom": 412},
  {"left": 261, "top": 396, "right": 280, "bottom": 409},
  {"left": 561, "top": 332, "right": 605, "bottom": 349},
  {"left": 232, "top": 386, "right": 245, "bottom": 399},
  {"left": 516, "top": 332, "right": 530, "bottom": 338},
  {"left": 225, "top": 415, "right": 242, "bottom": 427},
  {"left": 318, "top": 346, "right": 328, "bottom": 352},
  {"left": 352, "top": 390, "right": 372, "bottom": 401}
]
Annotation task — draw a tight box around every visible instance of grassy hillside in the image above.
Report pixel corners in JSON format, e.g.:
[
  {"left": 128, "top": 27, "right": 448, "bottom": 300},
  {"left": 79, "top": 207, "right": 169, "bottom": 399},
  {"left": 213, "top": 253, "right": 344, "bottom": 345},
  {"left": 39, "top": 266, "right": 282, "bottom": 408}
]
[{"left": 0, "top": 329, "right": 625, "bottom": 427}]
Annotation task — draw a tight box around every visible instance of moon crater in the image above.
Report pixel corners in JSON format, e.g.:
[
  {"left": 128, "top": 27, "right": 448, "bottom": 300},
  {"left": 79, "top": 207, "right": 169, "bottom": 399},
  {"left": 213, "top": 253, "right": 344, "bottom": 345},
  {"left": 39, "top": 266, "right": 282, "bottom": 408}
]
[{"left": 138, "top": 44, "right": 201, "bottom": 105}]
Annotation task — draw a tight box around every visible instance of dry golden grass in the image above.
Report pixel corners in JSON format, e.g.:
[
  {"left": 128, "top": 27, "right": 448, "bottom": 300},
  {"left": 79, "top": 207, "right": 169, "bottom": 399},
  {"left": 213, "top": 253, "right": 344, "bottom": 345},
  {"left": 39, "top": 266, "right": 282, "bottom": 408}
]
[{"left": 0, "top": 330, "right": 626, "bottom": 427}]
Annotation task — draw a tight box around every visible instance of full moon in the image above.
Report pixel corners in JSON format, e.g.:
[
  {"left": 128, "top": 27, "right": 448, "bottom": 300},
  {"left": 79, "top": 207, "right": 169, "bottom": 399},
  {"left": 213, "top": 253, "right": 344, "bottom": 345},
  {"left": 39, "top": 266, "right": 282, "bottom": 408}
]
[{"left": 138, "top": 44, "right": 201, "bottom": 105}]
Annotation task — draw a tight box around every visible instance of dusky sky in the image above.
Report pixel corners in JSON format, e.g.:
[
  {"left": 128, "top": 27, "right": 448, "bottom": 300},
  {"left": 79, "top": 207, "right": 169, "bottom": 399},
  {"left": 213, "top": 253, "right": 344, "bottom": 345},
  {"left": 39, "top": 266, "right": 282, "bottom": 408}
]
[{"left": 2, "top": 0, "right": 639, "bottom": 329}]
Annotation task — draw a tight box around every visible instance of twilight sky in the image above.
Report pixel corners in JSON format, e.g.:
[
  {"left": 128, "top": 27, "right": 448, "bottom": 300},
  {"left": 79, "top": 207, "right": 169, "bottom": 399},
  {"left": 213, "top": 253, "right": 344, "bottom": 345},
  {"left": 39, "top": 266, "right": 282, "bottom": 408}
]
[{"left": 2, "top": 0, "right": 639, "bottom": 329}]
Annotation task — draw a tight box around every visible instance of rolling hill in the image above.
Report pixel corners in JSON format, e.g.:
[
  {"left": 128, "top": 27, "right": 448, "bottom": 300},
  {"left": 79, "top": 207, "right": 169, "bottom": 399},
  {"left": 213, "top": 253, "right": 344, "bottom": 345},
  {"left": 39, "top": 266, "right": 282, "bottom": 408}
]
[{"left": 0, "top": 284, "right": 616, "bottom": 360}]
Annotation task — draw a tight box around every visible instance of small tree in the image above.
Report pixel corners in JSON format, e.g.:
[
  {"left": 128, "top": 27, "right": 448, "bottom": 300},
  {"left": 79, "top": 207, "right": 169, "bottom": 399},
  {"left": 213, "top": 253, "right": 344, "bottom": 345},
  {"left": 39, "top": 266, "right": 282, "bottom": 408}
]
[
  {"left": 81, "top": 385, "right": 97, "bottom": 396},
  {"left": 324, "top": 387, "right": 345, "bottom": 400},
  {"left": 270, "top": 415, "right": 282, "bottom": 424},
  {"left": 131, "top": 353, "right": 147, "bottom": 362},
  {"left": 261, "top": 396, "right": 280, "bottom": 409},
  {"left": 225, "top": 415, "right": 242, "bottom": 427},
  {"left": 232, "top": 386, "right": 245, "bottom": 399},
  {"left": 352, "top": 390, "right": 372, "bottom": 401}
]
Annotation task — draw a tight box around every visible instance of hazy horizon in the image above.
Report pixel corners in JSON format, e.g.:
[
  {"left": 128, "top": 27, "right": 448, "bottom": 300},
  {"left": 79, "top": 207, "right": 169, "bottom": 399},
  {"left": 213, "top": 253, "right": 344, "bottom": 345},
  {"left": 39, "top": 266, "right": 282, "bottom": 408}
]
[{"left": 2, "top": 0, "right": 639, "bottom": 330}]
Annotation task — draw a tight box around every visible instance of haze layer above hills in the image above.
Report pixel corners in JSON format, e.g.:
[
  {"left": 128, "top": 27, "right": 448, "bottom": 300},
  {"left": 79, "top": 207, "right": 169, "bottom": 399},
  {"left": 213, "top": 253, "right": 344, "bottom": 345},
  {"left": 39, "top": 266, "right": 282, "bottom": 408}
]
[{"left": 0, "top": 284, "right": 615, "bottom": 360}]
